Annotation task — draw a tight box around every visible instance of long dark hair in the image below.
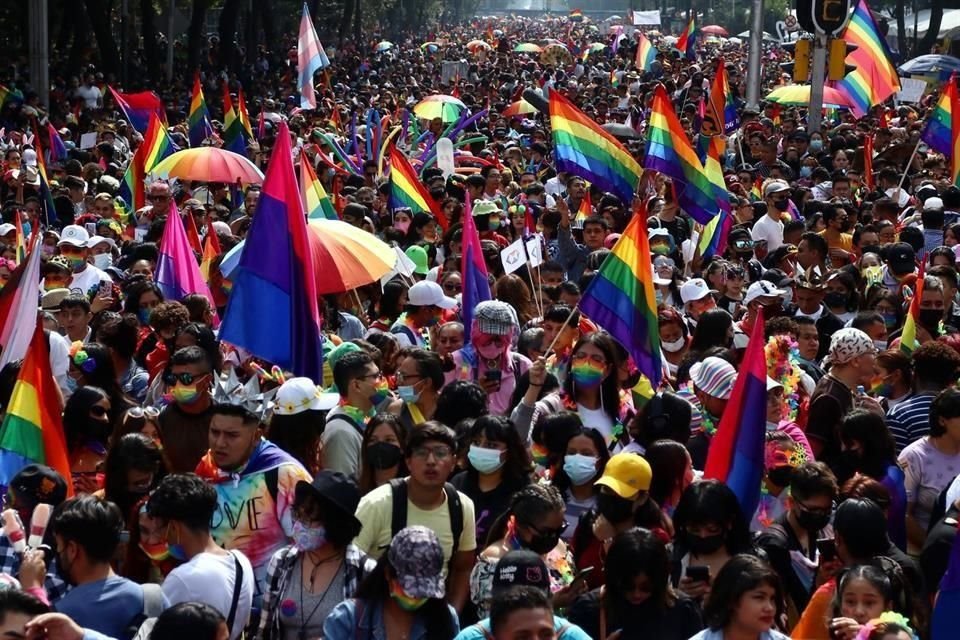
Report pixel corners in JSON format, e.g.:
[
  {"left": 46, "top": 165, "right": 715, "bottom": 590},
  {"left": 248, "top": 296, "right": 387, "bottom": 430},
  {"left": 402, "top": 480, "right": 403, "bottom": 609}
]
[
  {"left": 354, "top": 545, "right": 456, "bottom": 639},
  {"left": 550, "top": 426, "right": 609, "bottom": 497},
  {"left": 688, "top": 309, "right": 734, "bottom": 353},
  {"left": 63, "top": 386, "right": 112, "bottom": 453},
  {"left": 838, "top": 409, "right": 897, "bottom": 478},
  {"left": 377, "top": 280, "right": 409, "bottom": 322},
  {"left": 359, "top": 413, "right": 408, "bottom": 495},
  {"left": 606, "top": 528, "right": 676, "bottom": 616},
  {"left": 672, "top": 480, "right": 754, "bottom": 556},
  {"left": 645, "top": 440, "right": 690, "bottom": 508},
  {"left": 267, "top": 411, "right": 323, "bottom": 475},
  {"left": 485, "top": 484, "right": 565, "bottom": 548},
  {"left": 71, "top": 342, "right": 134, "bottom": 423},
  {"left": 563, "top": 332, "right": 621, "bottom": 423},
  {"left": 102, "top": 433, "right": 164, "bottom": 518},
  {"left": 464, "top": 415, "right": 533, "bottom": 489},
  {"left": 703, "top": 555, "right": 784, "bottom": 630}
]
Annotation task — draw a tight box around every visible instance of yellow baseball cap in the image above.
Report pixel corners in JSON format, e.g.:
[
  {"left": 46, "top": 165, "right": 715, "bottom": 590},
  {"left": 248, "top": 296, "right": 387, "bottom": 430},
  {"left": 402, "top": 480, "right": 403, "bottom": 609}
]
[{"left": 595, "top": 452, "right": 652, "bottom": 499}]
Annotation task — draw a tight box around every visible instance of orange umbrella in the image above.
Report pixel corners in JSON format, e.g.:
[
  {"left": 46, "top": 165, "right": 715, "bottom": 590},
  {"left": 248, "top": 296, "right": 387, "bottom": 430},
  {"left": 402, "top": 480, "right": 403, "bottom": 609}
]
[
  {"left": 502, "top": 100, "right": 537, "bottom": 117},
  {"left": 149, "top": 147, "right": 264, "bottom": 184}
]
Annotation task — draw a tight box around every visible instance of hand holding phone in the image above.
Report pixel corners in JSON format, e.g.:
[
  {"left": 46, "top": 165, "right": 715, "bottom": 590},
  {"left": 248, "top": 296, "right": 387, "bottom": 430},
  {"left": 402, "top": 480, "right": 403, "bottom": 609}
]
[{"left": 685, "top": 565, "right": 710, "bottom": 583}]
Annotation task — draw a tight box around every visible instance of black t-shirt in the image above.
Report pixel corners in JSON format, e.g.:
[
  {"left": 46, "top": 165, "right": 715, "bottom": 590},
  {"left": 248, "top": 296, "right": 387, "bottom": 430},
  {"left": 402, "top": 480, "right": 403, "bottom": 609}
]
[
  {"left": 450, "top": 472, "right": 528, "bottom": 548},
  {"left": 756, "top": 514, "right": 818, "bottom": 612},
  {"left": 806, "top": 375, "right": 854, "bottom": 478},
  {"left": 159, "top": 401, "right": 216, "bottom": 473},
  {"left": 921, "top": 506, "right": 958, "bottom": 593},
  {"left": 567, "top": 588, "right": 704, "bottom": 640}
]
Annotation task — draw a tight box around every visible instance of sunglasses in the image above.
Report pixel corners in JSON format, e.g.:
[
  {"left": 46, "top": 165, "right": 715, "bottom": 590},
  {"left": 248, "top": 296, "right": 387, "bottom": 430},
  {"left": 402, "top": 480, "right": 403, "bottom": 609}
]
[
  {"left": 126, "top": 406, "right": 160, "bottom": 420},
  {"left": 163, "top": 371, "right": 208, "bottom": 386}
]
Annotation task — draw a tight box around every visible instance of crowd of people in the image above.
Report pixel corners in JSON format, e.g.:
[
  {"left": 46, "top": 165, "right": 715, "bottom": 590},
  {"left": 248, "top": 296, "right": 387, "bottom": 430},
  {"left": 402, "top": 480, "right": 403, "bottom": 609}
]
[{"left": 0, "top": 9, "right": 953, "bottom": 640}]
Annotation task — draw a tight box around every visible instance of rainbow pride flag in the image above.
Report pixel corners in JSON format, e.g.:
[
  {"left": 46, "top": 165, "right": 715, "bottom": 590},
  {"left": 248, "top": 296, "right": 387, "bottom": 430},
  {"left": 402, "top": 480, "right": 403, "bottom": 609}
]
[
  {"left": 300, "top": 153, "right": 338, "bottom": 220},
  {"left": 549, "top": 90, "right": 642, "bottom": 207},
  {"left": 569, "top": 8, "right": 583, "bottom": 22},
  {"left": 575, "top": 188, "right": 592, "bottom": 225},
  {"left": 388, "top": 147, "right": 449, "bottom": 231},
  {"left": 579, "top": 200, "right": 662, "bottom": 387},
  {"left": 200, "top": 226, "right": 222, "bottom": 282},
  {"left": 119, "top": 114, "right": 177, "bottom": 212},
  {"left": 698, "top": 138, "right": 733, "bottom": 259},
  {"left": 635, "top": 32, "right": 656, "bottom": 72},
  {"left": 0, "top": 85, "right": 23, "bottom": 108},
  {"left": 835, "top": 0, "right": 901, "bottom": 118},
  {"left": 901, "top": 268, "right": 924, "bottom": 354},
  {"left": 922, "top": 76, "right": 955, "bottom": 156},
  {"left": 705, "top": 307, "right": 767, "bottom": 518},
  {"left": 188, "top": 75, "right": 214, "bottom": 147},
  {"left": 708, "top": 58, "right": 739, "bottom": 134},
  {"left": 0, "top": 323, "right": 73, "bottom": 496},
  {"left": 676, "top": 17, "right": 697, "bottom": 60},
  {"left": 45, "top": 124, "right": 67, "bottom": 164},
  {"left": 645, "top": 84, "right": 717, "bottom": 224},
  {"left": 237, "top": 87, "right": 254, "bottom": 140},
  {"left": 31, "top": 125, "right": 56, "bottom": 226}
]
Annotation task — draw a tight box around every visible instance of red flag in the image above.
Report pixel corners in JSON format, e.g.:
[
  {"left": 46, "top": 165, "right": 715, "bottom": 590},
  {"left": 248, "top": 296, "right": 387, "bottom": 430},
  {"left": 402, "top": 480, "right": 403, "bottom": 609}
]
[
  {"left": 183, "top": 208, "right": 203, "bottom": 255},
  {"left": 864, "top": 135, "right": 875, "bottom": 190}
]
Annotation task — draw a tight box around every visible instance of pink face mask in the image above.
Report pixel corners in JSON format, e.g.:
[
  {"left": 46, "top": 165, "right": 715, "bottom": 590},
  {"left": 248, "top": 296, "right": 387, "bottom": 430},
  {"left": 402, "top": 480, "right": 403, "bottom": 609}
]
[
  {"left": 395, "top": 218, "right": 411, "bottom": 234},
  {"left": 474, "top": 332, "right": 509, "bottom": 359}
]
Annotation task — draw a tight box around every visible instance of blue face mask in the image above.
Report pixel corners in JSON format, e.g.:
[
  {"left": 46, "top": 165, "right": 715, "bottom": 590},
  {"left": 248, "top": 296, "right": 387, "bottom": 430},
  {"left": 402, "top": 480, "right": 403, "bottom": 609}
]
[
  {"left": 800, "top": 166, "right": 812, "bottom": 178},
  {"left": 810, "top": 139, "right": 823, "bottom": 153},
  {"left": 21, "top": 222, "right": 31, "bottom": 238},
  {"left": 397, "top": 385, "right": 420, "bottom": 404},
  {"left": 563, "top": 454, "right": 598, "bottom": 486},
  {"left": 467, "top": 445, "right": 504, "bottom": 474}
]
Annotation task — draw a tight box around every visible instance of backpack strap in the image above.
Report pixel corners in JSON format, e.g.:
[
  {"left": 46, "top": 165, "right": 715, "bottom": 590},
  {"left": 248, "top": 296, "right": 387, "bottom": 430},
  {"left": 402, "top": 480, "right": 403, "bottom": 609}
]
[
  {"left": 141, "top": 583, "right": 165, "bottom": 618},
  {"left": 471, "top": 623, "right": 495, "bottom": 640},
  {"left": 444, "top": 482, "right": 463, "bottom": 562},
  {"left": 225, "top": 552, "right": 244, "bottom": 632},
  {"left": 556, "top": 623, "right": 571, "bottom": 638},
  {"left": 389, "top": 478, "right": 408, "bottom": 538}
]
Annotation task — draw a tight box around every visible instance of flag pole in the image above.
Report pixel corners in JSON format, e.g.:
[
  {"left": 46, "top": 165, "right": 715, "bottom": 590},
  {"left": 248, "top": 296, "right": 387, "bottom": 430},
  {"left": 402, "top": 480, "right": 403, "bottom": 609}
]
[
  {"left": 543, "top": 303, "right": 580, "bottom": 357},
  {"left": 895, "top": 138, "right": 922, "bottom": 196}
]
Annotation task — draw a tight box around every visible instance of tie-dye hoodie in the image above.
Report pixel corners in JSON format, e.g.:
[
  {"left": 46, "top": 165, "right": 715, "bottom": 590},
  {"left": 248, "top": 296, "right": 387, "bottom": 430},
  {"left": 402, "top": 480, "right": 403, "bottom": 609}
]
[{"left": 195, "top": 438, "right": 311, "bottom": 604}]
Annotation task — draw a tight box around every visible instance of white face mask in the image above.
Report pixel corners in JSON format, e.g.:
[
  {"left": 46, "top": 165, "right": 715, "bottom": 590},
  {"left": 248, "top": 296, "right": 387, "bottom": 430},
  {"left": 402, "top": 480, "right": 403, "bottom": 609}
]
[
  {"left": 873, "top": 339, "right": 888, "bottom": 352},
  {"left": 662, "top": 337, "right": 686, "bottom": 353},
  {"left": 93, "top": 253, "right": 113, "bottom": 270}
]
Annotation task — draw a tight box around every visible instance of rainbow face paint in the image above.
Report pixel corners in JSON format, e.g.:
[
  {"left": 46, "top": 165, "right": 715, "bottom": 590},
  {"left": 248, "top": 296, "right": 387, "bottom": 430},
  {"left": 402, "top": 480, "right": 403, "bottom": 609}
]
[
  {"left": 389, "top": 580, "right": 428, "bottom": 611},
  {"left": 869, "top": 376, "right": 893, "bottom": 398},
  {"left": 369, "top": 380, "right": 391, "bottom": 406},
  {"left": 571, "top": 359, "right": 605, "bottom": 389}
]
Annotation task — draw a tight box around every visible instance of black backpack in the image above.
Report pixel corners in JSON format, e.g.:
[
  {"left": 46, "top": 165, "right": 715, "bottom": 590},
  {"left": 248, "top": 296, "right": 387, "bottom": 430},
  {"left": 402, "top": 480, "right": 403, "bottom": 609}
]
[{"left": 388, "top": 478, "right": 464, "bottom": 570}]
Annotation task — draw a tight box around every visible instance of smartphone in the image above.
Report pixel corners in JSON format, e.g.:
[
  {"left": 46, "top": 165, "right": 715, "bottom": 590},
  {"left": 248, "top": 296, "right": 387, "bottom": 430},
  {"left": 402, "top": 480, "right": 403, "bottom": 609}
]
[
  {"left": 85, "top": 222, "right": 97, "bottom": 236},
  {"left": 685, "top": 565, "right": 710, "bottom": 583},
  {"left": 575, "top": 566, "right": 595, "bottom": 581},
  {"left": 817, "top": 538, "right": 837, "bottom": 562},
  {"left": 484, "top": 370, "right": 502, "bottom": 383},
  {"left": 98, "top": 281, "right": 112, "bottom": 297}
]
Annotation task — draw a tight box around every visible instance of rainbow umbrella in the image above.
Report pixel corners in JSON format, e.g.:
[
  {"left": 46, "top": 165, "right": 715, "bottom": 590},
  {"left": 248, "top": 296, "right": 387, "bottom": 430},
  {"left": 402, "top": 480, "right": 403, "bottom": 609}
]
[
  {"left": 375, "top": 41, "right": 394, "bottom": 52},
  {"left": 413, "top": 95, "right": 467, "bottom": 122},
  {"left": 421, "top": 41, "right": 441, "bottom": 53},
  {"left": 306, "top": 220, "right": 397, "bottom": 293},
  {"left": 467, "top": 40, "right": 492, "bottom": 52},
  {"left": 221, "top": 220, "right": 397, "bottom": 293},
  {"left": 586, "top": 42, "right": 607, "bottom": 53},
  {"left": 502, "top": 100, "right": 537, "bottom": 117},
  {"left": 149, "top": 147, "right": 264, "bottom": 184},
  {"left": 702, "top": 25, "right": 729, "bottom": 36},
  {"left": 765, "top": 85, "right": 854, "bottom": 109},
  {"left": 514, "top": 42, "right": 543, "bottom": 53}
]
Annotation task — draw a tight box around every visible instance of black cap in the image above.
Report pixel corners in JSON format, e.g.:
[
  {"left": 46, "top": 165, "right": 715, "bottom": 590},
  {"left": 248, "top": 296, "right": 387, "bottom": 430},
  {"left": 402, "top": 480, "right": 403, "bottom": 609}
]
[
  {"left": 10, "top": 464, "right": 68, "bottom": 508},
  {"left": 492, "top": 550, "right": 551, "bottom": 595},
  {"left": 294, "top": 470, "right": 362, "bottom": 531},
  {"left": 887, "top": 242, "right": 916, "bottom": 276}
]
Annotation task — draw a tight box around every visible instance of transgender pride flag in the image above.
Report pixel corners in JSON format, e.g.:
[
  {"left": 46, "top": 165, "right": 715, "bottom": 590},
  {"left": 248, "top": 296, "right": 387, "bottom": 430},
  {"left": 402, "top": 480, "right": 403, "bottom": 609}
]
[{"left": 297, "top": 3, "right": 330, "bottom": 110}]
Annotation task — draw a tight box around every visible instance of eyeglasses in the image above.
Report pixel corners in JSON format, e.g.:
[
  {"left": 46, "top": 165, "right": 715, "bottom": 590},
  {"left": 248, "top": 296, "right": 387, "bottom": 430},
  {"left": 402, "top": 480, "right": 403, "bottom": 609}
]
[
  {"left": 443, "top": 283, "right": 462, "bottom": 293},
  {"left": 357, "top": 371, "right": 384, "bottom": 381},
  {"left": 163, "top": 371, "right": 208, "bottom": 386},
  {"left": 572, "top": 352, "right": 607, "bottom": 366},
  {"left": 796, "top": 501, "right": 832, "bottom": 519},
  {"left": 411, "top": 445, "right": 452, "bottom": 460},
  {"left": 126, "top": 406, "right": 160, "bottom": 420},
  {"left": 89, "top": 405, "right": 109, "bottom": 418},
  {"left": 395, "top": 372, "right": 422, "bottom": 384}
]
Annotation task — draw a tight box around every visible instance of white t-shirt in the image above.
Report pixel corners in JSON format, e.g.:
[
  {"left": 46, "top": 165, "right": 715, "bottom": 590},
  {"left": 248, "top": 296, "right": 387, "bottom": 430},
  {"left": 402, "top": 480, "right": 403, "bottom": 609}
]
[
  {"left": 751, "top": 214, "right": 785, "bottom": 251},
  {"left": 578, "top": 404, "right": 616, "bottom": 449},
  {"left": 67, "top": 263, "right": 112, "bottom": 297},
  {"left": 75, "top": 84, "right": 101, "bottom": 109},
  {"left": 161, "top": 550, "right": 255, "bottom": 640}
]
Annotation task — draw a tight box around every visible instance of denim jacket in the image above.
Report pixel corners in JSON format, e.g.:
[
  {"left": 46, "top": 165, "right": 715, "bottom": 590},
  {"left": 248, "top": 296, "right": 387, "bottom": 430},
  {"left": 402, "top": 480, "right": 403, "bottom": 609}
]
[{"left": 322, "top": 598, "right": 459, "bottom": 640}]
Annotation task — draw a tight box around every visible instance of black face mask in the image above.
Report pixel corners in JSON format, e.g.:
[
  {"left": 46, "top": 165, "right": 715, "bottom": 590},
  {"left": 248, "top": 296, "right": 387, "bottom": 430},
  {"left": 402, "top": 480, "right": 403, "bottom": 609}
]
[
  {"left": 823, "top": 292, "right": 848, "bottom": 309},
  {"left": 919, "top": 309, "right": 943, "bottom": 331},
  {"left": 524, "top": 530, "right": 561, "bottom": 555},
  {"left": 597, "top": 492, "right": 634, "bottom": 524},
  {"left": 795, "top": 508, "right": 831, "bottom": 532},
  {"left": 766, "top": 466, "right": 794, "bottom": 488},
  {"left": 366, "top": 442, "right": 403, "bottom": 470},
  {"left": 685, "top": 531, "right": 726, "bottom": 555}
]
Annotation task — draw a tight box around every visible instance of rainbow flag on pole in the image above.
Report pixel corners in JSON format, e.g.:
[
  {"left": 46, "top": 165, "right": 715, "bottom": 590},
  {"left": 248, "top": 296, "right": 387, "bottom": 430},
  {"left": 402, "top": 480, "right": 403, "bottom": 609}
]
[
  {"left": 0, "top": 323, "right": 73, "bottom": 497},
  {"left": 388, "top": 147, "right": 449, "bottom": 231},
  {"left": 697, "top": 138, "right": 733, "bottom": 259},
  {"left": 901, "top": 268, "right": 925, "bottom": 354},
  {"left": 300, "top": 153, "right": 338, "bottom": 220},
  {"left": 237, "top": 87, "right": 254, "bottom": 140},
  {"left": 221, "top": 121, "right": 324, "bottom": 380},
  {"left": 549, "top": 90, "right": 642, "bottom": 207},
  {"left": 708, "top": 58, "right": 739, "bottom": 134},
  {"left": 119, "top": 114, "right": 177, "bottom": 212},
  {"left": 835, "top": 0, "right": 901, "bottom": 118},
  {"left": 297, "top": 2, "right": 330, "bottom": 110},
  {"left": 704, "top": 307, "right": 767, "bottom": 518},
  {"left": 188, "top": 75, "right": 214, "bottom": 147},
  {"left": 634, "top": 32, "right": 656, "bottom": 72},
  {"left": 645, "top": 85, "right": 717, "bottom": 224},
  {"left": 921, "top": 75, "right": 955, "bottom": 156},
  {"left": 676, "top": 17, "right": 697, "bottom": 60},
  {"left": 579, "top": 200, "right": 662, "bottom": 387}
]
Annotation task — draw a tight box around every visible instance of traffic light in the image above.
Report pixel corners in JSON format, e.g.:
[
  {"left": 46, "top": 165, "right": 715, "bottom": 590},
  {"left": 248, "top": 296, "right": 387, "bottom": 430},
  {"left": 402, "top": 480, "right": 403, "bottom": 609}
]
[
  {"left": 780, "top": 40, "right": 812, "bottom": 83},
  {"left": 828, "top": 38, "right": 858, "bottom": 81}
]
